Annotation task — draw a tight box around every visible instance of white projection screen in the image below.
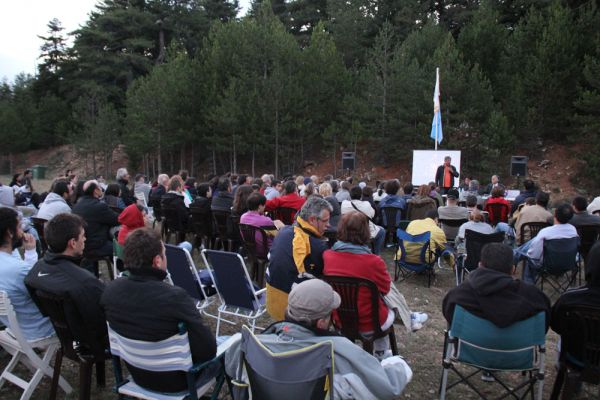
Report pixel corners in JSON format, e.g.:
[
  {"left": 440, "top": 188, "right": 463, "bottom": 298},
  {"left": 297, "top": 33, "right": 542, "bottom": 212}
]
[{"left": 411, "top": 150, "right": 461, "bottom": 186}]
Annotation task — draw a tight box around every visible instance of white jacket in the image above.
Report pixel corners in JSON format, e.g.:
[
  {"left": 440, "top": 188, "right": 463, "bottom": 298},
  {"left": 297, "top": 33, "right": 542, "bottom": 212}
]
[{"left": 37, "top": 192, "right": 71, "bottom": 221}]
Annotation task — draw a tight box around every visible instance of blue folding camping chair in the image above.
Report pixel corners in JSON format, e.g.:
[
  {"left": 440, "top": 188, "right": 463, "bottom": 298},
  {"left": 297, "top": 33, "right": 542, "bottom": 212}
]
[
  {"left": 439, "top": 305, "right": 546, "bottom": 400},
  {"left": 395, "top": 229, "right": 437, "bottom": 287}
]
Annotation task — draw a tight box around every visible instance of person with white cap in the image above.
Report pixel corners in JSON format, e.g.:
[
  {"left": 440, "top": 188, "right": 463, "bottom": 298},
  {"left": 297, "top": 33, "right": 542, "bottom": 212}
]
[{"left": 225, "top": 279, "right": 413, "bottom": 399}]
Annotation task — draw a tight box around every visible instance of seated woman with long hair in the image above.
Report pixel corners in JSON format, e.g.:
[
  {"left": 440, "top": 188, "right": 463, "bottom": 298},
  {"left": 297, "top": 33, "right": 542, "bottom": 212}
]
[{"left": 323, "top": 212, "right": 427, "bottom": 359}]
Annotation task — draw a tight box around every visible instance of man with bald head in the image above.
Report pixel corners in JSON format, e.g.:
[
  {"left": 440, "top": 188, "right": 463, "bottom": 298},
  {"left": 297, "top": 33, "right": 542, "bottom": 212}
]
[{"left": 72, "top": 180, "right": 119, "bottom": 274}]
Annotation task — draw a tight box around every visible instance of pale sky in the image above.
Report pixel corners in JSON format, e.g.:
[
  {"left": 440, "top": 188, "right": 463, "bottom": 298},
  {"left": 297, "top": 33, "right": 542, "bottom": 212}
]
[{"left": 0, "top": 0, "right": 250, "bottom": 83}]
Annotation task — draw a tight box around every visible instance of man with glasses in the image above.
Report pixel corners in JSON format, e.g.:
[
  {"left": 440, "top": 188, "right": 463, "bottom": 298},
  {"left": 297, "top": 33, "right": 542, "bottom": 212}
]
[
  {"left": 72, "top": 180, "right": 119, "bottom": 275},
  {"left": 266, "top": 196, "right": 332, "bottom": 321}
]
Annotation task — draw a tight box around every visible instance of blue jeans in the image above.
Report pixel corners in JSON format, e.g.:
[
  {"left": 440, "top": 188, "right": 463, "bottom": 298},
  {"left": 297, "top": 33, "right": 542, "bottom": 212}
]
[
  {"left": 373, "top": 226, "right": 385, "bottom": 255},
  {"left": 513, "top": 240, "right": 540, "bottom": 283}
]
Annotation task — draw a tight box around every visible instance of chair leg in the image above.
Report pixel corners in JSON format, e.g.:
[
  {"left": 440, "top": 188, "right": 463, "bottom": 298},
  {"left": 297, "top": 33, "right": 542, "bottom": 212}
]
[
  {"left": 362, "top": 340, "right": 373, "bottom": 354},
  {"left": 96, "top": 361, "right": 106, "bottom": 387},
  {"left": 389, "top": 329, "right": 399, "bottom": 356},
  {"left": 79, "top": 360, "right": 93, "bottom": 400},
  {"left": 49, "top": 348, "right": 63, "bottom": 400}
]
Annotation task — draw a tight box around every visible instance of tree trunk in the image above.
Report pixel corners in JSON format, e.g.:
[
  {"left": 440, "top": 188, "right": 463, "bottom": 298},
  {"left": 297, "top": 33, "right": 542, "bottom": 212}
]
[
  {"left": 212, "top": 149, "right": 217, "bottom": 176},
  {"left": 157, "top": 130, "right": 162, "bottom": 173},
  {"left": 170, "top": 151, "right": 174, "bottom": 174},
  {"left": 191, "top": 143, "right": 195, "bottom": 178},
  {"left": 333, "top": 133, "right": 336, "bottom": 178},
  {"left": 180, "top": 146, "right": 185, "bottom": 172},
  {"left": 251, "top": 143, "right": 255, "bottom": 178},
  {"left": 232, "top": 136, "right": 237, "bottom": 174},
  {"left": 275, "top": 109, "right": 279, "bottom": 179}
]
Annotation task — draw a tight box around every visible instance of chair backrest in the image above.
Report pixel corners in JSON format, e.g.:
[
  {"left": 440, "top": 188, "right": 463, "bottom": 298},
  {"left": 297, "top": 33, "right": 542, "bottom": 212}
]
[
  {"left": 464, "top": 230, "right": 505, "bottom": 270},
  {"left": 519, "top": 222, "right": 551, "bottom": 245},
  {"left": 485, "top": 203, "right": 509, "bottom": 226},
  {"left": 541, "top": 237, "right": 579, "bottom": 273},
  {"left": 107, "top": 323, "right": 192, "bottom": 373},
  {"left": 189, "top": 205, "right": 212, "bottom": 237},
  {"left": 149, "top": 193, "right": 163, "bottom": 219},
  {"left": 161, "top": 204, "right": 185, "bottom": 232},
  {"left": 449, "top": 305, "right": 546, "bottom": 370},
  {"left": 273, "top": 207, "right": 297, "bottom": 225},
  {"left": 554, "top": 304, "right": 600, "bottom": 378},
  {"left": 398, "top": 220, "right": 410, "bottom": 231},
  {"left": 239, "top": 223, "right": 270, "bottom": 260},
  {"left": 0, "top": 290, "right": 31, "bottom": 350},
  {"left": 576, "top": 225, "right": 600, "bottom": 261},
  {"left": 239, "top": 325, "right": 333, "bottom": 400},
  {"left": 396, "top": 228, "right": 432, "bottom": 264},
  {"left": 323, "top": 275, "right": 385, "bottom": 340},
  {"left": 201, "top": 249, "right": 260, "bottom": 311},
  {"left": 381, "top": 206, "right": 404, "bottom": 228},
  {"left": 439, "top": 218, "right": 468, "bottom": 242},
  {"left": 31, "top": 217, "right": 48, "bottom": 254},
  {"left": 164, "top": 244, "right": 207, "bottom": 302},
  {"left": 212, "top": 209, "right": 232, "bottom": 238},
  {"left": 29, "top": 288, "right": 107, "bottom": 359},
  {"left": 407, "top": 200, "right": 436, "bottom": 221}
]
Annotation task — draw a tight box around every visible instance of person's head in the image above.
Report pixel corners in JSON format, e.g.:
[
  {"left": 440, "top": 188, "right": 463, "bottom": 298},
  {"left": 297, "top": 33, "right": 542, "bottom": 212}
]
[
  {"left": 444, "top": 156, "right": 451, "bottom": 166},
  {"left": 584, "top": 242, "right": 600, "bottom": 287},
  {"left": 217, "top": 177, "right": 231, "bottom": 193},
  {"left": 523, "top": 179, "right": 535, "bottom": 191},
  {"left": 303, "top": 177, "right": 312, "bottom": 186},
  {"left": 116, "top": 167, "right": 129, "bottom": 182},
  {"left": 330, "top": 180, "right": 339, "bottom": 193},
  {"left": 362, "top": 186, "right": 373, "bottom": 199},
  {"left": 464, "top": 176, "right": 471, "bottom": 186},
  {"left": 178, "top": 170, "right": 189, "bottom": 181},
  {"left": 446, "top": 188, "right": 459, "bottom": 203},
  {"left": 44, "top": 214, "right": 86, "bottom": 257},
  {"left": 233, "top": 185, "right": 254, "bottom": 214},
  {"left": 247, "top": 192, "right": 267, "bottom": 213},
  {"left": 23, "top": 169, "right": 32, "bottom": 178},
  {"left": 304, "top": 182, "right": 316, "bottom": 198},
  {"left": 466, "top": 195, "right": 478, "bottom": 208},
  {"left": 323, "top": 174, "right": 333, "bottom": 182},
  {"left": 555, "top": 203, "right": 574, "bottom": 224},
  {"left": 469, "top": 208, "right": 484, "bottom": 222},
  {"left": 491, "top": 175, "right": 499, "bottom": 184},
  {"left": 524, "top": 197, "right": 536, "bottom": 206},
  {"left": 284, "top": 279, "right": 341, "bottom": 330},
  {"left": 295, "top": 176, "right": 304, "bottom": 187},
  {"left": 237, "top": 174, "right": 248, "bottom": 186},
  {"left": 273, "top": 180, "right": 283, "bottom": 193},
  {"left": 319, "top": 182, "right": 332, "bottom": 197},
  {"left": 185, "top": 177, "right": 196, "bottom": 190},
  {"left": 0, "top": 207, "right": 22, "bottom": 250},
  {"left": 479, "top": 243, "right": 514, "bottom": 275},
  {"left": 261, "top": 174, "right": 272, "bottom": 186},
  {"left": 403, "top": 183, "right": 414, "bottom": 196},
  {"left": 197, "top": 182, "right": 211, "bottom": 198},
  {"left": 311, "top": 175, "right": 319, "bottom": 184},
  {"left": 425, "top": 209, "right": 439, "bottom": 222},
  {"left": 284, "top": 180, "right": 297, "bottom": 195},
  {"left": 337, "top": 212, "right": 370, "bottom": 246},
  {"left": 536, "top": 191, "right": 550, "bottom": 208},
  {"left": 491, "top": 186, "right": 504, "bottom": 198},
  {"left": 298, "top": 196, "right": 332, "bottom": 235},
  {"left": 135, "top": 173, "right": 146, "bottom": 183},
  {"left": 53, "top": 180, "right": 71, "bottom": 200},
  {"left": 104, "top": 183, "right": 120, "bottom": 197},
  {"left": 83, "top": 180, "right": 103, "bottom": 198},
  {"left": 157, "top": 174, "right": 169, "bottom": 187},
  {"left": 417, "top": 184, "right": 430, "bottom": 197},
  {"left": 469, "top": 179, "right": 480, "bottom": 192},
  {"left": 385, "top": 179, "right": 400, "bottom": 196},
  {"left": 168, "top": 175, "right": 184, "bottom": 192},
  {"left": 123, "top": 228, "right": 166, "bottom": 271},
  {"left": 349, "top": 186, "right": 362, "bottom": 200},
  {"left": 341, "top": 181, "right": 351, "bottom": 192},
  {"left": 572, "top": 196, "right": 588, "bottom": 213}
]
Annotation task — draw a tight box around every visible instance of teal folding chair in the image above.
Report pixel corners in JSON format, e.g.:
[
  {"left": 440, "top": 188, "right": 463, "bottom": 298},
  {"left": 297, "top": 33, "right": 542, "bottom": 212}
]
[{"left": 439, "top": 305, "right": 546, "bottom": 400}]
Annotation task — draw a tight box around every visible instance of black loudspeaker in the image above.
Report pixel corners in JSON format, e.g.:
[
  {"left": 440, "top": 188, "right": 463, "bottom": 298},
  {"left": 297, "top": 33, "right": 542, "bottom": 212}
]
[
  {"left": 342, "top": 152, "right": 355, "bottom": 170},
  {"left": 510, "top": 156, "right": 528, "bottom": 176}
]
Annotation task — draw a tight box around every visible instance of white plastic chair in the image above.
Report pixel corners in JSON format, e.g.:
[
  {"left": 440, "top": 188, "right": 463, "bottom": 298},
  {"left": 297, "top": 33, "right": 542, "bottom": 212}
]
[{"left": 0, "top": 290, "right": 72, "bottom": 399}]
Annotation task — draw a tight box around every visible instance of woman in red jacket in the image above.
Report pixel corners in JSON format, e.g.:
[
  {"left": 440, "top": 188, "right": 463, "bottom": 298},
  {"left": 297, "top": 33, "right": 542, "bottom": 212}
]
[
  {"left": 117, "top": 204, "right": 147, "bottom": 245},
  {"left": 323, "top": 211, "right": 395, "bottom": 358}
]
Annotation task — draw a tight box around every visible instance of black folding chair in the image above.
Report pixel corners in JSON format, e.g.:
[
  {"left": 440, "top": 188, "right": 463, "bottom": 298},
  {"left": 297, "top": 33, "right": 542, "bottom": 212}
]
[
  {"left": 211, "top": 210, "right": 235, "bottom": 252},
  {"left": 519, "top": 222, "right": 551, "bottom": 246},
  {"left": 161, "top": 204, "right": 188, "bottom": 244},
  {"left": 189, "top": 205, "right": 213, "bottom": 252},
  {"left": 381, "top": 206, "right": 404, "bottom": 247},
  {"left": 550, "top": 305, "right": 600, "bottom": 399},
  {"left": 531, "top": 237, "right": 580, "bottom": 298},
  {"left": 238, "top": 223, "right": 272, "bottom": 287},
  {"left": 576, "top": 225, "right": 600, "bottom": 266},
  {"left": 27, "top": 289, "right": 109, "bottom": 400},
  {"left": 439, "top": 218, "right": 468, "bottom": 246},
  {"left": 456, "top": 230, "right": 505, "bottom": 285},
  {"left": 323, "top": 275, "right": 399, "bottom": 355}
]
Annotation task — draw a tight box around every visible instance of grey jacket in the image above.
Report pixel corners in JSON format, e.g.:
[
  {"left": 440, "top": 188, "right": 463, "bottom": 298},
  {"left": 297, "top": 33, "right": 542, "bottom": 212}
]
[
  {"left": 225, "top": 321, "right": 412, "bottom": 399},
  {"left": 37, "top": 192, "right": 71, "bottom": 221}
]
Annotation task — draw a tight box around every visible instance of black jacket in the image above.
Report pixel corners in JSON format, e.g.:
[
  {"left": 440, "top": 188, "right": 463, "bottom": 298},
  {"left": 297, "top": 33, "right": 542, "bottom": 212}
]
[
  {"left": 149, "top": 185, "right": 166, "bottom": 208},
  {"left": 435, "top": 164, "right": 459, "bottom": 189},
  {"left": 211, "top": 191, "right": 234, "bottom": 212},
  {"left": 511, "top": 189, "right": 537, "bottom": 213},
  {"left": 442, "top": 267, "right": 551, "bottom": 329},
  {"left": 25, "top": 252, "right": 107, "bottom": 357},
  {"left": 118, "top": 178, "right": 135, "bottom": 206},
  {"left": 161, "top": 192, "right": 190, "bottom": 230},
  {"left": 100, "top": 268, "right": 216, "bottom": 392},
  {"left": 72, "top": 195, "right": 119, "bottom": 252}
]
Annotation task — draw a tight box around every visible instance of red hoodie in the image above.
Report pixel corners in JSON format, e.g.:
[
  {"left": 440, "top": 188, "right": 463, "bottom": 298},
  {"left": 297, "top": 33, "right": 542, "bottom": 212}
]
[{"left": 117, "top": 204, "right": 145, "bottom": 245}]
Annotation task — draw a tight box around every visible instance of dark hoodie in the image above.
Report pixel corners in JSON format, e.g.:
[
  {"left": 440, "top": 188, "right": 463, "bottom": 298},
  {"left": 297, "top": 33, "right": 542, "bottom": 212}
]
[{"left": 443, "top": 267, "right": 551, "bottom": 329}]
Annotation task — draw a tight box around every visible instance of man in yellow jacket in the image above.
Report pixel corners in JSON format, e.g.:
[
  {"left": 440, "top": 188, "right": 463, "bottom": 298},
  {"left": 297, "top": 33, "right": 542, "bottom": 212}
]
[{"left": 399, "top": 209, "right": 454, "bottom": 267}]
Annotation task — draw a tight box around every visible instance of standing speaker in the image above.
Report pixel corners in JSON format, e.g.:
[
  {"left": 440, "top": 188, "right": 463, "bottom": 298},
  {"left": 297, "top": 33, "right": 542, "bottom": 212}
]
[
  {"left": 342, "top": 152, "right": 355, "bottom": 170},
  {"left": 510, "top": 156, "right": 528, "bottom": 176}
]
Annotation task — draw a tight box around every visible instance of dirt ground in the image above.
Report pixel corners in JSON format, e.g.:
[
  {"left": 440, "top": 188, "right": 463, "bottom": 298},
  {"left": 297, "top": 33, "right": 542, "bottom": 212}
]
[{"left": 1, "top": 242, "right": 599, "bottom": 400}]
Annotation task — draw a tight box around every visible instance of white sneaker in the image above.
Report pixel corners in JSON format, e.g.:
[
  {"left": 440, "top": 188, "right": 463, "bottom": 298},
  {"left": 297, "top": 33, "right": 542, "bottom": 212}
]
[{"left": 411, "top": 312, "right": 428, "bottom": 331}]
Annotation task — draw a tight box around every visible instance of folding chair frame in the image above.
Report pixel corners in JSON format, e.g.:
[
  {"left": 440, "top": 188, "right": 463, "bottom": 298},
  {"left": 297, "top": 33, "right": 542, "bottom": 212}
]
[
  {"left": 394, "top": 228, "right": 438, "bottom": 287},
  {"left": 0, "top": 291, "right": 72, "bottom": 399}
]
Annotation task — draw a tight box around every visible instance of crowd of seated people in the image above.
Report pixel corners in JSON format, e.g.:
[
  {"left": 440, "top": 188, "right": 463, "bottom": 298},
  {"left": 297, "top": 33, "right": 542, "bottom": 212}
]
[{"left": 2, "top": 166, "right": 600, "bottom": 399}]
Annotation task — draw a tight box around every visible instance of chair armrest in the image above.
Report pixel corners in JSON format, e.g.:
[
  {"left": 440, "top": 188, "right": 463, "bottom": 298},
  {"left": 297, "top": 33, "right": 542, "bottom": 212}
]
[
  {"left": 217, "top": 333, "right": 241, "bottom": 357},
  {"left": 254, "top": 288, "right": 267, "bottom": 296}
]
